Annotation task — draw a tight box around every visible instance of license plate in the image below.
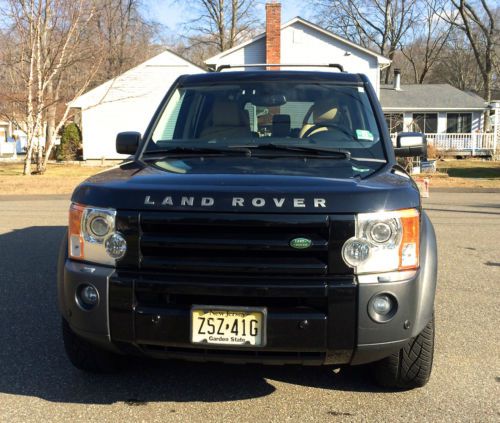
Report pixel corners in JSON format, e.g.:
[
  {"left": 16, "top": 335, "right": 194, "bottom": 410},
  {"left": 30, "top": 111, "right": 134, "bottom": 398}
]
[{"left": 191, "top": 306, "right": 266, "bottom": 347}]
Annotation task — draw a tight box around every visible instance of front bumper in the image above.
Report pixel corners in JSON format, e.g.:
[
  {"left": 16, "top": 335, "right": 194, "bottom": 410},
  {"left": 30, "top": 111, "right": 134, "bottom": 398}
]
[{"left": 60, "top": 260, "right": 423, "bottom": 366}]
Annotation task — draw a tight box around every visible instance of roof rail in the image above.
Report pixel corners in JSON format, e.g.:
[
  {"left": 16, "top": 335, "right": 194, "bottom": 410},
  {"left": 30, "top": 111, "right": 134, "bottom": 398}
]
[{"left": 214, "top": 63, "right": 345, "bottom": 72}]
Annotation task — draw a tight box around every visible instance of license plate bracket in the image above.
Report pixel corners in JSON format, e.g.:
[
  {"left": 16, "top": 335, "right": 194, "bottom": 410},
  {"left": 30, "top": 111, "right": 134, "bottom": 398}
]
[{"left": 190, "top": 305, "right": 267, "bottom": 347}]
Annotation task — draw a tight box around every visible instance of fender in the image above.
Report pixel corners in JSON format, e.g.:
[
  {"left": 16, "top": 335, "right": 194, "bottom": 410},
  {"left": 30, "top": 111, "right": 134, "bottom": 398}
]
[
  {"left": 57, "top": 230, "right": 69, "bottom": 319},
  {"left": 411, "top": 211, "right": 438, "bottom": 337}
]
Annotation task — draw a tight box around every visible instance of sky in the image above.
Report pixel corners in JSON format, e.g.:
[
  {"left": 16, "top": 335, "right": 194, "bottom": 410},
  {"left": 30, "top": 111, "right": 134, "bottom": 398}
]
[{"left": 144, "top": 0, "right": 308, "bottom": 34}]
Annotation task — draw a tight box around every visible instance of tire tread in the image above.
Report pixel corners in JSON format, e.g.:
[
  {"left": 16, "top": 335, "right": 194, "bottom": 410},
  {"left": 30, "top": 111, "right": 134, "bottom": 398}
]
[{"left": 372, "top": 317, "right": 434, "bottom": 389}]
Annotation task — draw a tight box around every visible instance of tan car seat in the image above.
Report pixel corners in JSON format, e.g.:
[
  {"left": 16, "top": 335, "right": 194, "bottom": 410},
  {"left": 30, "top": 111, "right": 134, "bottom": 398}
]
[
  {"left": 200, "top": 100, "right": 251, "bottom": 139},
  {"left": 299, "top": 99, "right": 340, "bottom": 138}
]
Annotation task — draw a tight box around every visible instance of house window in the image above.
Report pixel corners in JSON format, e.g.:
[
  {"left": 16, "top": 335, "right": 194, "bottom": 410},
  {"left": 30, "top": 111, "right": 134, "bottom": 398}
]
[
  {"left": 447, "top": 113, "right": 472, "bottom": 133},
  {"left": 384, "top": 113, "right": 404, "bottom": 133},
  {"left": 412, "top": 113, "right": 437, "bottom": 133}
]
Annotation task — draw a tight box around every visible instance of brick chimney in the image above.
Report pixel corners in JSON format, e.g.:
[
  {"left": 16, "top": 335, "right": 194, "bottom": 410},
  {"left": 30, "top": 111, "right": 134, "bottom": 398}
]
[{"left": 265, "top": 2, "right": 281, "bottom": 69}]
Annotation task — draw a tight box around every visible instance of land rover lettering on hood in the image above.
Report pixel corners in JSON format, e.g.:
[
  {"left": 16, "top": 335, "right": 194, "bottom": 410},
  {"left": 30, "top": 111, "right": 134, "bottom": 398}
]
[{"left": 58, "top": 69, "right": 437, "bottom": 390}]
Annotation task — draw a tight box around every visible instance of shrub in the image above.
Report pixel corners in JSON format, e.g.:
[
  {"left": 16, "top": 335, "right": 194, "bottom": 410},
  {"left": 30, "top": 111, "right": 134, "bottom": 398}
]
[
  {"left": 427, "top": 143, "right": 442, "bottom": 159},
  {"left": 57, "top": 123, "right": 82, "bottom": 161}
]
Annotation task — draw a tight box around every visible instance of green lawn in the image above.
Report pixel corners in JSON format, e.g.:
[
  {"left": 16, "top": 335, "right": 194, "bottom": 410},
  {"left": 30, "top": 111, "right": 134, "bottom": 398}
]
[{"left": 437, "top": 160, "right": 500, "bottom": 179}]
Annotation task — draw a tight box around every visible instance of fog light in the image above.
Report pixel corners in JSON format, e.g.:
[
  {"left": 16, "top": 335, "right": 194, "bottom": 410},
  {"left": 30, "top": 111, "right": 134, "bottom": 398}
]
[
  {"left": 368, "top": 293, "right": 397, "bottom": 323},
  {"left": 105, "top": 233, "right": 127, "bottom": 259},
  {"left": 372, "top": 295, "right": 392, "bottom": 315},
  {"left": 77, "top": 284, "right": 99, "bottom": 310},
  {"left": 342, "top": 238, "right": 370, "bottom": 267}
]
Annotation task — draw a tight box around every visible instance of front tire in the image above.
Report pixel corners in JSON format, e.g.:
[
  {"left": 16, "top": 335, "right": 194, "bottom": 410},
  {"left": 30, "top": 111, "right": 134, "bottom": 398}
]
[
  {"left": 371, "top": 317, "right": 435, "bottom": 389},
  {"left": 62, "top": 318, "right": 121, "bottom": 373}
]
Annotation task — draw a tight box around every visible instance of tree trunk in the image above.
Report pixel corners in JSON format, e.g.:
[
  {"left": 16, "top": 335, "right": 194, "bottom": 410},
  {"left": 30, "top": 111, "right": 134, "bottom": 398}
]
[
  {"left": 23, "top": 142, "right": 33, "bottom": 175},
  {"left": 40, "top": 81, "right": 57, "bottom": 173},
  {"left": 483, "top": 71, "right": 492, "bottom": 132},
  {"left": 42, "top": 104, "right": 56, "bottom": 173}
]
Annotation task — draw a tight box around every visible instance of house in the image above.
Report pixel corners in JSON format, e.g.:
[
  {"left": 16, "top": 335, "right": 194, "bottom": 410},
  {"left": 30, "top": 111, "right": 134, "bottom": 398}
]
[
  {"left": 70, "top": 50, "right": 204, "bottom": 160},
  {"left": 205, "top": 3, "right": 496, "bottom": 156},
  {"left": 381, "top": 70, "right": 494, "bottom": 154},
  {"left": 69, "top": 2, "right": 496, "bottom": 160},
  {"left": 0, "top": 119, "right": 15, "bottom": 158},
  {"left": 205, "top": 4, "right": 391, "bottom": 96}
]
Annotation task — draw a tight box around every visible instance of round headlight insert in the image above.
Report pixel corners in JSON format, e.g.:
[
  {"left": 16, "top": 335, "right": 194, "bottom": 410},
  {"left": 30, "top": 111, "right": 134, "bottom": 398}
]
[
  {"left": 342, "top": 238, "right": 370, "bottom": 267},
  {"left": 84, "top": 209, "right": 115, "bottom": 242},
  {"left": 369, "top": 221, "right": 392, "bottom": 244},
  {"left": 105, "top": 233, "right": 127, "bottom": 259},
  {"left": 89, "top": 216, "right": 111, "bottom": 238}
]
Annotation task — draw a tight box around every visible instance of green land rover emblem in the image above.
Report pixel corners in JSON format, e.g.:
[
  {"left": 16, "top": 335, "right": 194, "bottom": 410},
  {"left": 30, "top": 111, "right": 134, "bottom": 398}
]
[{"left": 290, "top": 237, "right": 312, "bottom": 249}]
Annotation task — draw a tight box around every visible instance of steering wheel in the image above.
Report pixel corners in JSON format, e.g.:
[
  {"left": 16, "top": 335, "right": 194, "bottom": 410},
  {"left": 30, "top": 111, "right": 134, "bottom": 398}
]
[{"left": 302, "top": 123, "right": 353, "bottom": 139}]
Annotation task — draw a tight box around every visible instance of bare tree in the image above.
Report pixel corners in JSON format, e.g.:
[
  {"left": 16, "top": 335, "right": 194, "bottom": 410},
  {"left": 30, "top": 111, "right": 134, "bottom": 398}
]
[
  {"left": 446, "top": 0, "right": 498, "bottom": 130},
  {"left": 182, "top": 0, "right": 260, "bottom": 54},
  {"left": 93, "top": 0, "right": 165, "bottom": 80},
  {"left": 313, "top": 0, "right": 418, "bottom": 82},
  {"left": 400, "top": 0, "right": 454, "bottom": 83},
  {"left": 1, "top": 0, "right": 104, "bottom": 174},
  {"left": 428, "top": 29, "right": 485, "bottom": 91},
  {"left": 0, "top": 0, "right": 166, "bottom": 174}
]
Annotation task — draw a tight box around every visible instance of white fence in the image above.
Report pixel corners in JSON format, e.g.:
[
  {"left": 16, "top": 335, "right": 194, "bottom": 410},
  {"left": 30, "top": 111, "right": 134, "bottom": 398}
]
[{"left": 391, "top": 132, "right": 496, "bottom": 154}]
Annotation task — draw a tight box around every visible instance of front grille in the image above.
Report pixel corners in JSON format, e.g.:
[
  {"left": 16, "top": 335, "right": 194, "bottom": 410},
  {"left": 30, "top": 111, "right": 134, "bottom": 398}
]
[
  {"left": 138, "top": 212, "right": 330, "bottom": 275},
  {"left": 135, "top": 291, "right": 328, "bottom": 313}
]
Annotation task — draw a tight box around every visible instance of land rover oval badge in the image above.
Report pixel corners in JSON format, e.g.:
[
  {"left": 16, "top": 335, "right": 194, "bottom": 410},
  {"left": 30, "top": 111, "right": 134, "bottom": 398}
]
[{"left": 290, "top": 237, "right": 312, "bottom": 249}]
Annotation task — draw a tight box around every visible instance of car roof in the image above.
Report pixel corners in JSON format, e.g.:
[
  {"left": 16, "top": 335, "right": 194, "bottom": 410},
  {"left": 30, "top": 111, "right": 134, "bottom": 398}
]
[{"left": 178, "top": 70, "right": 365, "bottom": 86}]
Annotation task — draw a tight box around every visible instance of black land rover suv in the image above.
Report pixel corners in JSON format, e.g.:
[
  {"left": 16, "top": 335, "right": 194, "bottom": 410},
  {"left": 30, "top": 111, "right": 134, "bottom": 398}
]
[{"left": 58, "top": 70, "right": 437, "bottom": 389}]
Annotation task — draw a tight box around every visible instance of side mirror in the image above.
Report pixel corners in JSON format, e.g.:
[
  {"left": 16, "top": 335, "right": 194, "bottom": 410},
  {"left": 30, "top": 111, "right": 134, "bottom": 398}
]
[
  {"left": 394, "top": 132, "right": 425, "bottom": 157},
  {"left": 116, "top": 131, "right": 141, "bottom": 155}
]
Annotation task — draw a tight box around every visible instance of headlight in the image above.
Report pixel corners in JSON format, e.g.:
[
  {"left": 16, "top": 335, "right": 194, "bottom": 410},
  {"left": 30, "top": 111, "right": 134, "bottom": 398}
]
[
  {"left": 68, "top": 203, "right": 126, "bottom": 266},
  {"left": 342, "top": 208, "right": 419, "bottom": 274}
]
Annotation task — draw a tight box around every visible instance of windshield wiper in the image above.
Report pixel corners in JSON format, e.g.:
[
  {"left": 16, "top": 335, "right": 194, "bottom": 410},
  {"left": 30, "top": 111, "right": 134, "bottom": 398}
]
[
  {"left": 142, "top": 146, "right": 251, "bottom": 157},
  {"left": 234, "top": 143, "right": 351, "bottom": 159}
]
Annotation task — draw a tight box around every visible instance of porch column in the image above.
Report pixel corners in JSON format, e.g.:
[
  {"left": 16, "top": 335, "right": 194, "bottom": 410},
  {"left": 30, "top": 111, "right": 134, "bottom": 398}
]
[{"left": 492, "top": 102, "right": 499, "bottom": 157}]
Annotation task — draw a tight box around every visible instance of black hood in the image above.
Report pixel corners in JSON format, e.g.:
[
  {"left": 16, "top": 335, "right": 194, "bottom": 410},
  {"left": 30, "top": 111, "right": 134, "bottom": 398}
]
[{"left": 72, "top": 159, "right": 420, "bottom": 214}]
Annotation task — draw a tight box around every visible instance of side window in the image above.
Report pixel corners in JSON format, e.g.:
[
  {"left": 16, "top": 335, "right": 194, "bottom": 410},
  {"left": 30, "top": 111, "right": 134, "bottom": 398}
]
[{"left": 152, "top": 89, "right": 185, "bottom": 141}]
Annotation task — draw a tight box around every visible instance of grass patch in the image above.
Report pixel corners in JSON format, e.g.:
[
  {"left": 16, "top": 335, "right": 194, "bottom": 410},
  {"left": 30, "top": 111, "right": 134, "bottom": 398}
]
[
  {"left": 0, "top": 162, "right": 105, "bottom": 177},
  {"left": 2, "top": 159, "right": 500, "bottom": 195},
  {"left": 0, "top": 162, "right": 112, "bottom": 195},
  {"left": 437, "top": 160, "right": 500, "bottom": 179}
]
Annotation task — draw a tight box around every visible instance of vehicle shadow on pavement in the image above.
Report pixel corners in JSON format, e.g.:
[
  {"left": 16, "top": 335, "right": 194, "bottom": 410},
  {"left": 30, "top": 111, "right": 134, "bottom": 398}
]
[{"left": 0, "top": 226, "right": 382, "bottom": 405}]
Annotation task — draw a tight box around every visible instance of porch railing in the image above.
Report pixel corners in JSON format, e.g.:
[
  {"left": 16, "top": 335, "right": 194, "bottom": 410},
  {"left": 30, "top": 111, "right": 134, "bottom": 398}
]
[{"left": 390, "top": 133, "right": 496, "bottom": 153}]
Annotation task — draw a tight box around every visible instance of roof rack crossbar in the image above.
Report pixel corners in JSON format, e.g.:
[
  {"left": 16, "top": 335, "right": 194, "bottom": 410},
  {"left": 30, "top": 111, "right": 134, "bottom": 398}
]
[{"left": 214, "top": 63, "right": 345, "bottom": 72}]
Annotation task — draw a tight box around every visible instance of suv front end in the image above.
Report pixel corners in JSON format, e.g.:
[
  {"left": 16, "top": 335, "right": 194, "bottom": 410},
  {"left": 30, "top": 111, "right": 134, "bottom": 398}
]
[{"left": 58, "top": 70, "right": 437, "bottom": 389}]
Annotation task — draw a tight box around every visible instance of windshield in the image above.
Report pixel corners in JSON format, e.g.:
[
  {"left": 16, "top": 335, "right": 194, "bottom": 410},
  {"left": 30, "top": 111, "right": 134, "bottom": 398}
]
[{"left": 146, "top": 81, "right": 385, "bottom": 162}]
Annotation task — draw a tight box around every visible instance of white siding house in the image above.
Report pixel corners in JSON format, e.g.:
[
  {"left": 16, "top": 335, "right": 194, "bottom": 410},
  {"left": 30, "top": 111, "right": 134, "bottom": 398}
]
[
  {"left": 70, "top": 50, "right": 204, "bottom": 160},
  {"left": 205, "top": 17, "right": 391, "bottom": 97},
  {"left": 381, "top": 82, "right": 494, "bottom": 154}
]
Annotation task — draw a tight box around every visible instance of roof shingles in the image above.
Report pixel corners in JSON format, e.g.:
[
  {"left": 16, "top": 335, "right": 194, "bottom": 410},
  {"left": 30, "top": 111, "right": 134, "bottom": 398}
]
[{"left": 380, "top": 84, "right": 486, "bottom": 110}]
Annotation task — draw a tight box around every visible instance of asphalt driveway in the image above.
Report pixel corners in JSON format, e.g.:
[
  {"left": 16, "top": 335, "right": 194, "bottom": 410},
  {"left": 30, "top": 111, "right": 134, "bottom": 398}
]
[{"left": 0, "top": 192, "right": 498, "bottom": 422}]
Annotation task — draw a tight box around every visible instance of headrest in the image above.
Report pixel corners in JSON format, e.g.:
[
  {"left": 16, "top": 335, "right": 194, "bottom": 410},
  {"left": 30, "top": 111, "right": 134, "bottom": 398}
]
[
  {"left": 312, "top": 99, "right": 339, "bottom": 123},
  {"left": 273, "top": 114, "right": 291, "bottom": 125},
  {"left": 212, "top": 100, "right": 243, "bottom": 127}
]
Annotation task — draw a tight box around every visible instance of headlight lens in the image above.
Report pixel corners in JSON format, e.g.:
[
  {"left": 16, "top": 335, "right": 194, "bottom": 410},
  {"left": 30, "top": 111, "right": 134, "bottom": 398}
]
[
  {"left": 369, "top": 221, "right": 394, "bottom": 244},
  {"left": 342, "top": 209, "right": 419, "bottom": 274},
  {"left": 88, "top": 216, "right": 112, "bottom": 239},
  {"left": 342, "top": 238, "right": 370, "bottom": 266},
  {"left": 105, "top": 233, "right": 127, "bottom": 259},
  {"left": 68, "top": 204, "right": 126, "bottom": 266}
]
